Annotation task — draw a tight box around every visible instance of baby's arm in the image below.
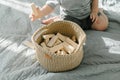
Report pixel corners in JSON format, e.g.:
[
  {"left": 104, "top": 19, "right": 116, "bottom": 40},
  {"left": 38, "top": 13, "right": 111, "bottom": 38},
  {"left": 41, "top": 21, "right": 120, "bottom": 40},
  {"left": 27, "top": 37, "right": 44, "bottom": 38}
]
[
  {"left": 91, "top": 0, "right": 99, "bottom": 13},
  {"left": 30, "top": 4, "right": 54, "bottom": 21},
  {"left": 90, "top": 0, "right": 99, "bottom": 22}
]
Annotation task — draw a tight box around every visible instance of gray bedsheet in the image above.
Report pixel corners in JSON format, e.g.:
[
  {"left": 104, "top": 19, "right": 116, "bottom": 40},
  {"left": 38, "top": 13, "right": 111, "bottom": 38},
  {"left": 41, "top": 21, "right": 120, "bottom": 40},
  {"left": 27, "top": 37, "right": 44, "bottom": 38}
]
[{"left": 0, "top": 0, "right": 120, "bottom": 80}]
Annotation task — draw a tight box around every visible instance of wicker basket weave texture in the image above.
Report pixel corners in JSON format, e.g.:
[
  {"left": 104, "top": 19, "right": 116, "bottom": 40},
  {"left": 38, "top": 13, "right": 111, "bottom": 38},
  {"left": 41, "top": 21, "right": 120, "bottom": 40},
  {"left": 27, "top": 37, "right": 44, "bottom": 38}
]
[{"left": 32, "top": 20, "right": 86, "bottom": 72}]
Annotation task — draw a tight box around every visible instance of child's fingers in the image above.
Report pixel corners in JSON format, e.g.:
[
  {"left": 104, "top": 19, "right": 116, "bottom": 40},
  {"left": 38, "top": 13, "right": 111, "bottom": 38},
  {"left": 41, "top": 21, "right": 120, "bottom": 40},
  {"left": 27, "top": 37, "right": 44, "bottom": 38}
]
[
  {"left": 42, "top": 18, "right": 54, "bottom": 24},
  {"left": 92, "top": 15, "right": 99, "bottom": 23},
  {"left": 42, "top": 16, "right": 60, "bottom": 24},
  {"left": 36, "top": 6, "right": 41, "bottom": 14},
  {"left": 90, "top": 14, "right": 95, "bottom": 22},
  {"left": 29, "top": 12, "right": 33, "bottom": 18},
  {"left": 94, "top": 17, "right": 98, "bottom": 23},
  {"left": 92, "top": 15, "right": 95, "bottom": 22},
  {"left": 31, "top": 17, "right": 36, "bottom": 21},
  {"left": 29, "top": 15, "right": 33, "bottom": 21},
  {"left": 36, "top": 6, "right": 39, "bottom": 12},
  {"left": 29, "top": 14, "right": 36, "bottom": 21},
  {"left": 90, "top": 14, "right": 93, "bottom": 19},
  {"left": 30, "top": 17, "right": 34, "bottom": 21}
]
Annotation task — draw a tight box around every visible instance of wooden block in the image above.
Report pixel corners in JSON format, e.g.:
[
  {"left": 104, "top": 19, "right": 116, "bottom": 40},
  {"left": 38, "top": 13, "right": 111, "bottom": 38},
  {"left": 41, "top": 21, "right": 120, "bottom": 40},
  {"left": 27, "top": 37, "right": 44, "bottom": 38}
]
[
  {"left": 66, "top": 37, "right": 78, "bottom": 48},
  {"left": 57, "top": 33, "right": 78, "bottom": 48},
  {"left": 50, "top": 43, "right": 63, "bottom": 53},
  {"left": 60, "top": 50, "right": 67, "bottom": 55},
  {"left": 55, "top": 50, "right": 61, "bottom": 54},
  {"left": 72, "top": 36, "right": 76, "bottom": 42},
  {"left": 47, "top": 35, "right": 58, "bottom": 47},
  {"left": 43, "top": 34, "right": 55, "bottom": 44},
  {"left": 42, "top": 34, "right": 55, "bottom": 39},
  {"left": 63, "top": 42, "right": 74, "bottom": 54},
  {"left": 54, "top": 39, "right": 62, "bottom": 46},
  {"left": 23, "top": 41, "right": 34, "bottom": 49},
  {"left": 56, "top": 33, "right": 67, "bottom": 41},
  {"left": 41, "top": 42, "right": 49, "bottom": 50},
  {"left": 31, "top": 3, "right": 38, "bottom": 16},
  {"left": 44, "top": 38, "right": 49, "bottom": 45}
]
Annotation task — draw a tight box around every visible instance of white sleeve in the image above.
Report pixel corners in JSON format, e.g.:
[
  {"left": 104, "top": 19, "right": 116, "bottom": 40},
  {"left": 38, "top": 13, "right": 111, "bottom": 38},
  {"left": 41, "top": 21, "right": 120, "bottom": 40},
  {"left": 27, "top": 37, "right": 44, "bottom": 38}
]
[{"left": 46, "top": 0, "right": 59, "bottom": 9}]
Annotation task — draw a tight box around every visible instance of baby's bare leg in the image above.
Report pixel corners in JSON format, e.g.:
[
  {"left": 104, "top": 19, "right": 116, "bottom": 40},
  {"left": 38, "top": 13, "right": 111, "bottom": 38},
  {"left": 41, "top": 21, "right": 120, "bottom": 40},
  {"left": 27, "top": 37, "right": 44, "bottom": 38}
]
[{"left": 92, "top": 8, "right": 109, "bottom": 31}]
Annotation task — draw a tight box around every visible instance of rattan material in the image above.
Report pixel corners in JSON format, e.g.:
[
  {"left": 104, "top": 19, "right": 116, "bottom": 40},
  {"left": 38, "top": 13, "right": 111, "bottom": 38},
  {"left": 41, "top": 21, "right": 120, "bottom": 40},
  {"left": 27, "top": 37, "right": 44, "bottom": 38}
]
[{"left": 31, "top": 20, "right": 86, "bottom": 72}]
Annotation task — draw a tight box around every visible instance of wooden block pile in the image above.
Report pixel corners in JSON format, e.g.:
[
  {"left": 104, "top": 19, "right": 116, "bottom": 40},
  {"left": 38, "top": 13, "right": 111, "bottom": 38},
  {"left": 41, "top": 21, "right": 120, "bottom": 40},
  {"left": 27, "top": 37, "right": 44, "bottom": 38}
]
[{"left": 40, "top": 33, "right": 78, "bottom": 55}]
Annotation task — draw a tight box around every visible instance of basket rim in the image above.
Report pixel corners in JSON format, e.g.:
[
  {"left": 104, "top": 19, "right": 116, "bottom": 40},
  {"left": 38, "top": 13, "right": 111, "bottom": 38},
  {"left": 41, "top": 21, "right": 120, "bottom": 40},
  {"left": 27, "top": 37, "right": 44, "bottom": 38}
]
[{"left": 32, "top": 20, "right": 86, "bottom": 42}]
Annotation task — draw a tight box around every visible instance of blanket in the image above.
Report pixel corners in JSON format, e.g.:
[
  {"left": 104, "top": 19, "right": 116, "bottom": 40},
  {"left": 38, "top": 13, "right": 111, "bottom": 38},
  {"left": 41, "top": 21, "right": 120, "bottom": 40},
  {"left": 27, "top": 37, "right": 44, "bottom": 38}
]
[{"left": 0, "top": 0, "right": 120, "bottom": 80}]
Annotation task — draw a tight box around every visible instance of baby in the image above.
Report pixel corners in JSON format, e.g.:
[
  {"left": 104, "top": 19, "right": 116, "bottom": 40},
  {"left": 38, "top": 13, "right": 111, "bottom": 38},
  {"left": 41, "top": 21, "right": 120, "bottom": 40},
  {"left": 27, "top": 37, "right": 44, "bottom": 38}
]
[{"left": 29, "top": 0, "right": 108, "bottom": 31}]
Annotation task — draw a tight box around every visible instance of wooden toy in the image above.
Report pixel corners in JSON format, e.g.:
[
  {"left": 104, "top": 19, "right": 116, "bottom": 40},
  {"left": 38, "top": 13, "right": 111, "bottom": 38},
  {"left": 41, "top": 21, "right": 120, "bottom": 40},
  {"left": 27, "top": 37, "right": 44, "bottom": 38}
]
[
  {"left": 40, "top": 33, "right": 78, "bottom": 55},
  {"left": 31, "top": 3, "right": 39, "bottom": 16},
  {"left": 42, "top": 34, "right": 55, "bottom": 44},
  {"left": 50, "top": 43, "right": 63, "bottom": 53},
  {"left": 63, "top": 42, "right": 74, "bottom": 54},
  {"left": 47, "top": 35, "right": 58, "bottom": 47}
]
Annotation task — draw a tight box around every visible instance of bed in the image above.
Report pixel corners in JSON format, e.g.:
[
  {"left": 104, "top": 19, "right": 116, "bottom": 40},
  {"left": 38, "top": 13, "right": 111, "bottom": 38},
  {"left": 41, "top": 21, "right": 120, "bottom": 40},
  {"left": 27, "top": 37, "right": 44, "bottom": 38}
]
[{"left": 0, "top": 0, "right": 120, "bottom": 80}]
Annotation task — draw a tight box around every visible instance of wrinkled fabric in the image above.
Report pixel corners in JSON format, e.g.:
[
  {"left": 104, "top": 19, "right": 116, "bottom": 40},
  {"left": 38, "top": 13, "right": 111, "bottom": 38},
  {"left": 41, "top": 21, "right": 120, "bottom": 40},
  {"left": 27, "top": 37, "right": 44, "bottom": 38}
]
[{"left": 0, "top": 0, "right": 120, "bottom": 80}]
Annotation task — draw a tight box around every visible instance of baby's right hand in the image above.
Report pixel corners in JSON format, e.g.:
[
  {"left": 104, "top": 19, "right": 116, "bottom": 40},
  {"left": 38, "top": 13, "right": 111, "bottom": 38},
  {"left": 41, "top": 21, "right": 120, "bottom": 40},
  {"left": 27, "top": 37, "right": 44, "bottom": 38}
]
[
  {"left": 29, "top": 13, "right": 37, "bottom": 21},
  {"left": 29, "top": 5, "right": 42, "bottom": 21}
]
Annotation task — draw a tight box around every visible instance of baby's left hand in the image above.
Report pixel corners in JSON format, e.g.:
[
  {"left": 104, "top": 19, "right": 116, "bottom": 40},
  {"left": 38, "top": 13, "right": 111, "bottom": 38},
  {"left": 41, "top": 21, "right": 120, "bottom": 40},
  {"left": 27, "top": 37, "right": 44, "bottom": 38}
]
[{"left": 90, "top": 12, "right": 98, "bottom": 23}]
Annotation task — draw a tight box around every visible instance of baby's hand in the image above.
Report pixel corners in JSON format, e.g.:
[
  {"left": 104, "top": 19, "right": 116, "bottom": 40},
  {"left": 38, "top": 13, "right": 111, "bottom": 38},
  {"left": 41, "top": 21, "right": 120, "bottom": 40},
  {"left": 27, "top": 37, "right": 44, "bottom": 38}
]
[
  {"left": 29, "top": 7, "right": 39, "bottom": 21},
  {"left": 42, "top": 16, "right": 61, "bottom": 25},
  {"left": 29, "top": 3, "right": 43, "bottom": 21},
  {"left": 90, "top": 12, "right": 98, "bottom": 23}
]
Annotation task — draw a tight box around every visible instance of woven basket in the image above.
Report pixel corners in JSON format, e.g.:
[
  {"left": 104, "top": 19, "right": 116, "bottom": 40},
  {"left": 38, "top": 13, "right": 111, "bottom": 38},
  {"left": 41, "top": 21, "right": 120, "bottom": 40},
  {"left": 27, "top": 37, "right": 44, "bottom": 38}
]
[{"left": 31, "top": 20, "right": 86, "bottom": 72}]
